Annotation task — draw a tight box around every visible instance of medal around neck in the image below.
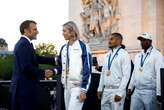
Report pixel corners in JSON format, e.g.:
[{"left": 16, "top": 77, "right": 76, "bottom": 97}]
[
  {"left": 139, "top": 67, "right": 143, "bottom": 73},
  {"left": 107, "top": 70, "right": 112, "bottom": 76}
]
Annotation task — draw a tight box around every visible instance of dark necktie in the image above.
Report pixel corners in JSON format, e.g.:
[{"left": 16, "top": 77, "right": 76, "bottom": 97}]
[
  {"left": 30, "top": 43, "right": 35, "bottom": 54},
  {"left": 30, "top": 43, "right": 34, "bottom": 48}
]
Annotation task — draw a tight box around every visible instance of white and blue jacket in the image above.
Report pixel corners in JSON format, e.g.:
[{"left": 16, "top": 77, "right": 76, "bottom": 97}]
[{"left": 55, "top": 40, "right": 91, "bottom": 92}]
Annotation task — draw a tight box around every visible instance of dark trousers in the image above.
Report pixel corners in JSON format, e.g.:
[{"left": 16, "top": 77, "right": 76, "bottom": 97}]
[
  {"left": 56, "top": 74, "right": 66, "bottom": 110},
  {"left": 82, "top": 73, "right": 101, "bottom": 110}
]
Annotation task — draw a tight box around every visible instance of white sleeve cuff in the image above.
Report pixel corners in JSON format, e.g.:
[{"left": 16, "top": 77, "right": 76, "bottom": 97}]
[
  {"left": 116, "top": 90, "right": 125, "bottom": 97},
  {"left": 97, "top": 87, "right": 103, "bottom": 92},
  {"left": 53, "top": 68, "right": 58, "bottom": 75},
  {"left": 81, "top": 88, "right": 87, "bottom": 93},
  {"left": 54, "top": 56, "right": 59, "bottom": 65}
]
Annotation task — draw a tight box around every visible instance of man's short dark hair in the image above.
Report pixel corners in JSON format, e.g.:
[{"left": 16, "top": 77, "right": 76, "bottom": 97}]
[
  {"left": 111, "top": 32, "right": 123, "bottom": 40},
  {"left": 20, "top": 20, "right": 37, "bottom": 35}
]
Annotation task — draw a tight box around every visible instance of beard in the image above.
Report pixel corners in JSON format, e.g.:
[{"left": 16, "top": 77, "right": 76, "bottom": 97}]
[{"left": 108, "top": 44, "right": 117, "bottom": 49}]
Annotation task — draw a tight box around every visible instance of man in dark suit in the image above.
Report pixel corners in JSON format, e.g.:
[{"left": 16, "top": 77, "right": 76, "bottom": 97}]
[{"left": 11, "top": 20, "right": 55, "bottom": 110}]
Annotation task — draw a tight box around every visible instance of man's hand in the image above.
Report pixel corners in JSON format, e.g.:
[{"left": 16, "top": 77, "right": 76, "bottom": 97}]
[
  {"left": 95, "top": 66, "right": 103, "bottom": 72},
  {"left": 97, "top": 91, "right": 103, "bottom": 100},
  {"left": 157, "top": 95, "right": 162, "bottom": 103},
  {"left": 114, "top": 95, "right": 122, "bottom": 102},
  {"left": 95, "top": 65, "right": 100, "bottom": 70},
  {"left": 45, "top": 69, "right": 53, "bottom": 78},
  {"left": 79, "top": 92, "right": 86, "bottom": 102},
  {"left": 127, "top": 89, "right": 132, "bottom": 99}
]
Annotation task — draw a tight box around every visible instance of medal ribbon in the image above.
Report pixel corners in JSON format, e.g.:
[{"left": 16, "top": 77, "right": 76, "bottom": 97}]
[
  {"left": 66, "top": 44, "right": 70, "bottom": 72},
  {"left": 140, "top": 47, "right": 153, "bottom": 67},
  {"left": 108, "top": 47, "right": 122, "bottom": 70},
  {"left": 65, "top": 44, "right": 70, "bottom": 88}
]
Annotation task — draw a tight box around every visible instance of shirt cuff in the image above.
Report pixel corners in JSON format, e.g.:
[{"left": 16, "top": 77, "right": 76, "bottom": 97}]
[
  {"left": 97, "top": 87, "right": 103, "bottom": 92},
  {"left": 116, "top": 89, "right": 126, "bottom": 97},
  {"left": 53, "top": 68, "right": 58, "bottom": 75},
  {"left": 54, "top": 56, "right": 60, "bottom": 65},
  {"left": 81, "top": 88, "right": 87, "bottom": 93}
]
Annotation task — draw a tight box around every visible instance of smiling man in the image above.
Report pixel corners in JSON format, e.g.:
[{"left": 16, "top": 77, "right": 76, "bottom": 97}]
[{"left": 11, "top": 20, "right": 56, "bottom": 110}]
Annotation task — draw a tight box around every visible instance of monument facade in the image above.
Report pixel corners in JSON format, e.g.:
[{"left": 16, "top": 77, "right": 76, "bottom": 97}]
[{"left": 69, "top": 0, "right": 164, "bottom": 62}]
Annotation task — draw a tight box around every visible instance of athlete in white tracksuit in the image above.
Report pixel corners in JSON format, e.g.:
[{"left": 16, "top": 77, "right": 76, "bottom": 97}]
[
  {"left": 55, "top": 21, "right": 91, "bottom": 110},
  {"left": 128, "top": 33, "right": 164, "bottom": 110},
  {"left": 97, "top": 33, "right": 131, "bottom": 110}
]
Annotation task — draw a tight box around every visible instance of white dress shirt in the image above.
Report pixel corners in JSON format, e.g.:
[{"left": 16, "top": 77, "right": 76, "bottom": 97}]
[
  {"left": 98, "top": 46, "right": 131, "bottom": 97},
  {"left": 128, "top": 46, "right": 164, "bottom": 96},
  {"left": 22, "top": 35, "right": 32, "bottom": 44}
]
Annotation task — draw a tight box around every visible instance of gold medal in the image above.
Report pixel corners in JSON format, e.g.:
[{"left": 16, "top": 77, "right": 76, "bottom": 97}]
[
  {"left": 139, "top": 67, "right": 143, "bottom": 72},
  {"left": 107, "top": 70, "right": 111, "bottom": 76}
]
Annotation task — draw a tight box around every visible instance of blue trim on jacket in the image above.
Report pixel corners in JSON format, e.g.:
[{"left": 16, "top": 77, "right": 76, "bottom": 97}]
[
  {"left": 56, "top": 40, "right": 91, "bottom": 89},
  {"left": 79, "top": 40, "right": 91, "bottom": 89}
]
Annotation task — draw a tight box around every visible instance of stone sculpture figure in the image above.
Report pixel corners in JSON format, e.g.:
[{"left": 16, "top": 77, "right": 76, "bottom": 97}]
[
  {"left": 80, "top": 0, "right": 120, "bottom": 42},
  {"left": 81, "top": 0, "right": 92, "bottom": 40},
  {"left": 100, "top": 0, "right": 120, "bottom": 38},
  {"left": 89, "top": 0, "right": 103, "bottom": 38}
]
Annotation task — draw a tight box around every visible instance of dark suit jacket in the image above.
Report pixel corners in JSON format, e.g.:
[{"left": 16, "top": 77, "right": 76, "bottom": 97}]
[{"left": 11, "top": 37, "right": 55, "bottom": 110}]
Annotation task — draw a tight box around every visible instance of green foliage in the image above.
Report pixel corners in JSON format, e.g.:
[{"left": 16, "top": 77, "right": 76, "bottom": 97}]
[
  {"left": 39, "top": 64, "right": 54, "bottom": 70},
  {"left": 0, "top": 55, "right": 55, "bottom": 80},
  {"left": 0, "top": 43, "right": 58, "bottom": 80},
  {"left": 35, "top": 43, "right": 57, "bottom": 57},
  {"left": 35, "top": 43, "right": 58, "bottom": 79},
  {"left": 0, "top": 55, "right": 13, "bottom": 80}
]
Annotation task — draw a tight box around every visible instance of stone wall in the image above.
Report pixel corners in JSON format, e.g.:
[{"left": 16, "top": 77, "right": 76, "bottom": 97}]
[
  {"left": 69, "top": 0, "right": 164, "bottom": 61},
  {"left": 156, "top": 0, "right": 164, "bottom": 54}
]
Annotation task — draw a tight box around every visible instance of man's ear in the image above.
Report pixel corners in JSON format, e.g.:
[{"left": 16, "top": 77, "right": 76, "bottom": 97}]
[{"left": 24, "top": 28, "right": 29, "bottom": 34}]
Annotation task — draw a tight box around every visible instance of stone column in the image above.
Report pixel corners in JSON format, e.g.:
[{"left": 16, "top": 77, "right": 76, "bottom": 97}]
[
  {"left": 118, "top": 0, "right": 142, "bottom": 58},
  {"left": 141, "top": 0, "right": 149, "bottom": 32},
  {"left": 141, "top": 0, "right": 156, "bottom": 44},
  {"left": 156, "top": 0, "right": 164, "bottom": 54},
  {"left": 69, "top": 0, "right": 83, "bottom": 39},
  {"left": 69, "top": 0, "right": 164, "bottom": 57}
]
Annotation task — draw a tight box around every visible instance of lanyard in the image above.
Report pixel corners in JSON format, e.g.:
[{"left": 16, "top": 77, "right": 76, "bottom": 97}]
[
  {"left": 108, "top": 47, "right": 122, "bottom": 70},
  {"left": 65, "top": 44, "right": 70, "bottom": 88},
  {"left": 66, "top": 44, "right": 70, "bottom": 73},
  {"left": 140, "top": 47, "right": 153, "bottom": 67}
]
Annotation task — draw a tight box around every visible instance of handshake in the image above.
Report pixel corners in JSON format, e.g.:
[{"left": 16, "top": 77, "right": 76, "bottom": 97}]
[{"left": 44, "top": 69, "right": 54, "bottom": 78}]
